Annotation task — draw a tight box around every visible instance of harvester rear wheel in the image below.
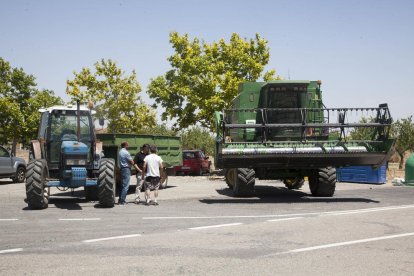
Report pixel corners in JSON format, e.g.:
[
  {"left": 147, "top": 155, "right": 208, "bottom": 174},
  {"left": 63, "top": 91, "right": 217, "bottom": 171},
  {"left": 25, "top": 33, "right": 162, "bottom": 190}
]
[
  {"left": 98, "top": 158, "right": 115, "bottom": 208},
  {"left": 233, "top": 168, "right": 255, "bottom": 197},
  {"left": 309, "top": 167, "right": 336, "bottom": 197},
  {"left": 25, "top": 159, "right": 49, "bottom": 209},
  {"left": 284, "top": 177, "right": 305, "bottom": 190},
  {"left": 224, "top": 168, "right": 236, "bottom": 188}
]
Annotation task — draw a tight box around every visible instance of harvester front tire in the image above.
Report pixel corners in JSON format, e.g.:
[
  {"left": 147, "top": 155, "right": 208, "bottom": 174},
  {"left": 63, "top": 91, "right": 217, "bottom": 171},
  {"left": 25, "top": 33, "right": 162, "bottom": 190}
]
[
  {"left": 25, "top": 160, "right": 49, "bottom": 209},
  {"left": 233, "top": 168, "right": 255, "bottom": 197},
  {"left": 98, "top": 158, "right": 115, "bottom": 208},
  {"left": 309, "top": 167, "right": 336, "bottom": 197}
]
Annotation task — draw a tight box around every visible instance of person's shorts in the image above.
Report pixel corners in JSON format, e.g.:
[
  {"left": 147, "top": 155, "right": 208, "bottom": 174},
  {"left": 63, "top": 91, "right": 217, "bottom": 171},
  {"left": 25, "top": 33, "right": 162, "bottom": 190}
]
[{"left": 144, "top": 176, "right": 160, "bottom": 191}]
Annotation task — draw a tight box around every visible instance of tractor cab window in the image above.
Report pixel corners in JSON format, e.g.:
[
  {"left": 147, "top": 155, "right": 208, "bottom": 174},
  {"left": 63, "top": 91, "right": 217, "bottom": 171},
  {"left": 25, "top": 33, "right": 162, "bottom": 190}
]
[{"left": 48, "top": 110, "right": 92, "bottom": 163}]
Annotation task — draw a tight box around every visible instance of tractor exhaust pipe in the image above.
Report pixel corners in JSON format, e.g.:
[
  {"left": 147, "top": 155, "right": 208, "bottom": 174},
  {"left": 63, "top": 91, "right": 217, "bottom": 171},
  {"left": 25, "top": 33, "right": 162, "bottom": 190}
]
[{"left": 76, "top": 100, "right": 81, "bottom": 142}]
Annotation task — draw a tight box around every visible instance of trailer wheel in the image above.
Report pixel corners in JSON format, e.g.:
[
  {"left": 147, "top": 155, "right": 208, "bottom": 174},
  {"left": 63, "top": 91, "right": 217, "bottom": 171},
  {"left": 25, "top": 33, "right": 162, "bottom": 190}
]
[
  {"left": 160, "top": 169, "right": 168, "bottom": 189},
  {"left": 84, "top": 186, "right": 98, "bottom": 201},
  {"left": 224, "top": 168, "right": 236, "bottom": 188},
  {"left": 284, "top": 177, "right": 305, "bottom": 190},
  {"left": 25, "top": 160, "right": 49, "bottom": 209},
  {"left": 98, "top": 158, "right": 115, "bottom": 207},
  {"left": 309, "top": 167, "right": 336, "bottom": 197},
  {"left": 233, "top": 168, "right": 255, "bottom": 197}
]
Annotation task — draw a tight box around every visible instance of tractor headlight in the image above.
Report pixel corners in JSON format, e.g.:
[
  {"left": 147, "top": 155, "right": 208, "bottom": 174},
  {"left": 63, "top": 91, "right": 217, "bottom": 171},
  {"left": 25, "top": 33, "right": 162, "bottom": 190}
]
[{"left": 66, "top": 159, "right": 87, "bottom": 166}]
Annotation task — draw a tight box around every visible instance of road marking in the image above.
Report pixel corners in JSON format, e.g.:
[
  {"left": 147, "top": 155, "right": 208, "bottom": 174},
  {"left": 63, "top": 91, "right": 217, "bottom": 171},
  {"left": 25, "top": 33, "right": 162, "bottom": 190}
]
[
  {"left": 267, "top": 217, "right": 304, "bottom": 222},
  {"left": 143, "top": 204, "right": 414, "bottom": 220},
  {"left": 0, "top": 219, "right": 19, "bottom": 221},
  {"left": 189, "top": 223, "right": 243, "bottom": 230},
  {"left": 0, "top": 248, "right": 23, "bottom": 254},
  {"left": 269, "top": 232, "right": 414, "bottom": 256},
  {"left": 59, "top": 218, "right": 101, "bottom": 221},
  {"left": 82, "top": 234, "right": 141, "bottom": 243}
]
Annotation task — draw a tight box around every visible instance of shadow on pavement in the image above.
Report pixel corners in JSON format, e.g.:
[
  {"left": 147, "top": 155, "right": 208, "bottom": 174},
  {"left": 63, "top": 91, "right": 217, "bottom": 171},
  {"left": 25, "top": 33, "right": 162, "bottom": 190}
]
[
  {"left": 0, "top": 179, "right": 18, "bottom": 185},
  {"left": 199, "top": 185, "right": 380, "bottom": 204}
]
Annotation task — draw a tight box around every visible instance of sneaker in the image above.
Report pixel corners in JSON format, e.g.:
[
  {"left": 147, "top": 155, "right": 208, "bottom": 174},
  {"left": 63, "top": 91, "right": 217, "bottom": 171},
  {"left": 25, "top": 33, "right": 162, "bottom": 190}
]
[
  {"left": 145, "top": 201, "right": 150, "bottom": 206},
  {"left": 153, "top": 202, "right": 159, "bottom": 206},
  {"left": 119, "top": 202, "right": 128, "bottom": 206}
]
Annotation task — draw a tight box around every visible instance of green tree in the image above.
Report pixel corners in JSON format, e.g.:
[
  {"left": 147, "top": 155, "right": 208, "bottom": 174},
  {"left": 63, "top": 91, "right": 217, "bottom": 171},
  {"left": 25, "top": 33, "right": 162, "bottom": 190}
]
[
  {"left": 393, "top": 116, "right": 414, "bottom": 169},
  {"left": 0, "top": 58, "right": 63, "bottom": 153},
  {"left": 138, "top": 123, "right": 178, "bottom": 136},
  {"left": 349, "top": 117, "right": 376, "bottom": 140},
  {"left": 66, "top": 59, "right": 156, "bottom": 133},
  {"left": 148, "top": 32, "right": 279, "bottom": 131},
  {"left": 180, "top": 126, "right": 215, "bottom": 155}
]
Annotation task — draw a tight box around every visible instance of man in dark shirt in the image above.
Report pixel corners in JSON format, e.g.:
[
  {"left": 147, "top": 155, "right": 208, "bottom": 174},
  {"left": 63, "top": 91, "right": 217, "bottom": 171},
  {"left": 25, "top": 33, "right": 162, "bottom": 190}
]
[{"left": 134, "top": 144, "right": 150, "bottom": 203}]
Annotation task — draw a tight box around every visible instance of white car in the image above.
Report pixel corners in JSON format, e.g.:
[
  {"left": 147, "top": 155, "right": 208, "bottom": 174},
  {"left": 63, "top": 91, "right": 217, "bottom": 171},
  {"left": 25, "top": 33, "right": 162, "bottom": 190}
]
[{"left": 0, "top": 145, "right": 26, "bottom": 183}]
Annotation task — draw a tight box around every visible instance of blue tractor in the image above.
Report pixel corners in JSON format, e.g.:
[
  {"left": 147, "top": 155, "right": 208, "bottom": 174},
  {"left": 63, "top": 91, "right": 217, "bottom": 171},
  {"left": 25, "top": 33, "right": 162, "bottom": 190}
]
[{"left": 25, "top": 103, "right": 115, "bottom": 209}]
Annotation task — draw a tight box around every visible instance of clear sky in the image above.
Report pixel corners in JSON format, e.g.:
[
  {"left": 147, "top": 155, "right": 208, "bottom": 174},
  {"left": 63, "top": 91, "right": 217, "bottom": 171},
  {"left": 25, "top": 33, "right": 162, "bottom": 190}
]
[{"left": 1, "top": 0, "right": 413, "bottom": 120}]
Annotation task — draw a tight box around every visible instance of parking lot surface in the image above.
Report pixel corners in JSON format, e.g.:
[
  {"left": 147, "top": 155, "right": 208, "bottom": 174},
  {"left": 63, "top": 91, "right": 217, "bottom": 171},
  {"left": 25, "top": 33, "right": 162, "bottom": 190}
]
[{"left": 1, "top": 176, "right": 414, "bottom": 275}]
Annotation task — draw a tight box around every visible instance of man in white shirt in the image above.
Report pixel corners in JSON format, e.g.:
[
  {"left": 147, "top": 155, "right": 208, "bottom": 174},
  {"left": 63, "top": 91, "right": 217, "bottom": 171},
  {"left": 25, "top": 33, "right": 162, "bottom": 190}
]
[{"left": 142, "top": 145, "right": 163, "bottom": 206}]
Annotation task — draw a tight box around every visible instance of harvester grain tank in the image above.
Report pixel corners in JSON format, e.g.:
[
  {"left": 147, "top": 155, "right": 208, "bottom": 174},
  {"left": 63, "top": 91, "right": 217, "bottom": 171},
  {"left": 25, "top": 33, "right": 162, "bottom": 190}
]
[{"left": 214, "top": 80, "right": 394, "bottom": 197}]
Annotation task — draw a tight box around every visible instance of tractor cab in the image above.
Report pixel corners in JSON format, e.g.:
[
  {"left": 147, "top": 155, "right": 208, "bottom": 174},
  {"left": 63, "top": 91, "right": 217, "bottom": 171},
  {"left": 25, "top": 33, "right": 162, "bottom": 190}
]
[{"left": 37, "top": 105, "right": 96, "bottom": 179}]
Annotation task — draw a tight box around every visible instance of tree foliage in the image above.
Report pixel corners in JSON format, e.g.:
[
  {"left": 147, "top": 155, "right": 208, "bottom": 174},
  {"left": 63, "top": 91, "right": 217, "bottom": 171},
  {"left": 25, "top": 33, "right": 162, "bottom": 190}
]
[
  {"left": 66, "top": 59, "right": 156, "bottom": 133},
  {"left": 349, "top": 117, "right": 376, "bottom": 140},
  {"left": 148, "top": 32, "right": 279, "bottom": 130},
  {"left": 180, "top": 126, "right": 215, "bottom": 155},
  {"left": 0, "top": 58, "right": 63, "bottom": 152},
  {"left": 393, "top": 116, "right": 414, "bottom": 168}
]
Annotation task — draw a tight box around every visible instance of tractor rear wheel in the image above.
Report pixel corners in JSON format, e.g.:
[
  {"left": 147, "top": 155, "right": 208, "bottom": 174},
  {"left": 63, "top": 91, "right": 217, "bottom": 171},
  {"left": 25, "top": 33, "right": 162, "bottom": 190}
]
[
  {"left": 309, "top": 167, "right": 336, "bottom": 197},
  {"left": 233, "top": 168, "right": 255, "bottom": 197},
  {"left": 25, "top": 160, "right": 49, "bottom": 209},
  {"left": 84, "top": 186, "right": 98, "bottom": 201},
  {"left": 98, "top": 158, "right": 115, "bottom": 207}
]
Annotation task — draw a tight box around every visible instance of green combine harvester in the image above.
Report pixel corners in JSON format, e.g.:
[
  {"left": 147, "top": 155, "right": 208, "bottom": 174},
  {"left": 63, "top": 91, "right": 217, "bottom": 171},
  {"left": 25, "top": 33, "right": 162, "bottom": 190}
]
[{"left": 214, "top": 80, "right": 394, "bottom": 197}]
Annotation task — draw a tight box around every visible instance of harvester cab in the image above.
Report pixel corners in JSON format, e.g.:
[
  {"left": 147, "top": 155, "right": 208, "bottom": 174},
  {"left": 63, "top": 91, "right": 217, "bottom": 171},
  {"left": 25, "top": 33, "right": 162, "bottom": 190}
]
[
  {"left": 25, "top": 103, "right": 115, "bottom": 209},
  {"left": 215, "top": 80, "right": 394, "bottom": 197}
]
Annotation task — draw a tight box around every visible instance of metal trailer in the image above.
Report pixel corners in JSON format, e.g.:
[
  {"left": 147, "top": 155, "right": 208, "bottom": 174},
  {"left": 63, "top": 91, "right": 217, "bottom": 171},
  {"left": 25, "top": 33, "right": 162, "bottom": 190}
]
[{"left": 96, "top": 133, "right": 182, "bottom": 188}]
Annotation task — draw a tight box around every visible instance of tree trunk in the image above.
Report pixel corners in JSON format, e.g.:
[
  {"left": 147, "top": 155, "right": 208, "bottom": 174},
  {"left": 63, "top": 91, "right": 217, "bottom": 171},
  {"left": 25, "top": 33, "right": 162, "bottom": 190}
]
[
  {"left": 11, "top": 138, "right": 17, "bottom": 157},
  {"left": 398, "top": 151, "right": 405, "bottom": 169}
]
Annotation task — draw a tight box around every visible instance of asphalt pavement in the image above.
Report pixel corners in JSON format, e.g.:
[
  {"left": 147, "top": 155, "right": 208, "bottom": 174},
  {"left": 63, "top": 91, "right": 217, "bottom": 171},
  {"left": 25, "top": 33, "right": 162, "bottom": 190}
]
[{"left": 1, "top": 176, "right": 414, "bottom": 275}]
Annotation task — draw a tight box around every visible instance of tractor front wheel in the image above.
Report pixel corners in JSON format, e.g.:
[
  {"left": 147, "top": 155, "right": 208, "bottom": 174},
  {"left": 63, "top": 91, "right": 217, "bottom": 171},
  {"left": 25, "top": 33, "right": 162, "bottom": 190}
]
[
  {"left": 98, "top": 158, "right": 115, "bottom": 207},
  {"left": 309, "top": 167, "right": 336, "bottom": 197},
  {"left": 233, "top": 168, "right": 255, "bottom": 197},
  {"left": 84, "top": 186, "right": 98, "bottom": 201},
  {"left": 25, "top": 160, "right": 49, "bottom": 209}
]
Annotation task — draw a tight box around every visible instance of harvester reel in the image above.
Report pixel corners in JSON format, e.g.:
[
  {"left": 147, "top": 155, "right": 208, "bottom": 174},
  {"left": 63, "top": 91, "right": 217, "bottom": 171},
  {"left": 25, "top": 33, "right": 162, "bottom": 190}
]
[
  {"left": 308, "top": 167, "right": 336, "bottom": 197},
  {"left": 25, "top": 160, "right": 49, "bottom": 209},
  {"left": 98, "top": 158, "right": 116, "bottom": 207}
]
